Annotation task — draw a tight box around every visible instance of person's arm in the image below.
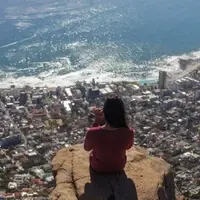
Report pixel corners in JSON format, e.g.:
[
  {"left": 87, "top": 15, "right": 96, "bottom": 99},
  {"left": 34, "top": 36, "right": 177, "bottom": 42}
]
[
  {"left": 92, "top": 108, "right": 105, "bottom": 127},
  {"left": 126, "top": 129, "right": 134, "bottom": 150},
  {"left": 84, "top": 108, "right": 103, "bottom": 151},
  {"left": 84, "top": 129, "right": 93, "bottom": 151}
]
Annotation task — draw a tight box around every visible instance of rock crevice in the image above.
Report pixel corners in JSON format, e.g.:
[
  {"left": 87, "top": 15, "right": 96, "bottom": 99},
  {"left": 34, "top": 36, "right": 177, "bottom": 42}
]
[{"left": 72, "top": 150, "right": 80, "bottom": 200}]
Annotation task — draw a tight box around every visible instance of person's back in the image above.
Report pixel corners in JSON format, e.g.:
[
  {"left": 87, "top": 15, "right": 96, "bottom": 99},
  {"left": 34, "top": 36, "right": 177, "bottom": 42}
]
[
  {"left": 84, "top": 97, "right": 134, "bottom": 173},
  {"left": 85, "top": 126, "right": 134, "bottom": 173}
]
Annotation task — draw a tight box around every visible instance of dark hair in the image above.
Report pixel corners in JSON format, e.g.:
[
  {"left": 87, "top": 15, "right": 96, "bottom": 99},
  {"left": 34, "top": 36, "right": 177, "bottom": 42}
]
[{"left": 103, "top": 97, "right": 128, "bottom": 128}]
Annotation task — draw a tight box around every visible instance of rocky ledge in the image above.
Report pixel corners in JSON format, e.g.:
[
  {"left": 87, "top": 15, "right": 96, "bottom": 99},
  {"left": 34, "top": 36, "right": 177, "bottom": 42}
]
[{"left": 50, "top": 144, "right": 183, "bottom": 200}]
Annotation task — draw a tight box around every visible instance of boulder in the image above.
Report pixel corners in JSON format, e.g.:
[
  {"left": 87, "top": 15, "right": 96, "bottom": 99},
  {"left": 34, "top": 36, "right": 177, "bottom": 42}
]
[{"left": 50, "top": 144, "right": 179, "bottom": 200}]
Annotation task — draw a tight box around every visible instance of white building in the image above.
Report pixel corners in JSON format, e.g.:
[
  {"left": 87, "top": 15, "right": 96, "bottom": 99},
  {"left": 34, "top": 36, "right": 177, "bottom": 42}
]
[
  {"left": 99, "top": 86, "right": 114, "bottom": 96},
  {"left": 99, "top": 88, "right": 108, "bottom": 95},
  {"left": 133, "top": 84, "right": 140, "bottom": 90},
  {"left": 45, "top": 175, "right": 54, "bottom": 182},
  {"left": 63, "top": 100, "right": 72, "bottom": 114},
  {"left": 65, "top": 88, "right": 73, "bottom": 98},
  {"left": 105, "top": 87, "right": 113, "bottom": 94},
  {"left": 8, "top": 182, "right": 17, "bottom": 189}
]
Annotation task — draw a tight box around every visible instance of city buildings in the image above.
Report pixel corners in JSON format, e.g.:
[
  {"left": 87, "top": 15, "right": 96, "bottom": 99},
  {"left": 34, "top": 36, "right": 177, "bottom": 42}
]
[{"left": 0, "top": 71, "right": 200, "bottom": 199}]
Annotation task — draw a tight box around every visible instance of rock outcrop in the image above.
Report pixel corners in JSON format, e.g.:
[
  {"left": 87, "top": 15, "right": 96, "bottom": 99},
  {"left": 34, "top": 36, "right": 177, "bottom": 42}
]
[{"left": 50, "top": 144, "right": 180, "bottom": 200}]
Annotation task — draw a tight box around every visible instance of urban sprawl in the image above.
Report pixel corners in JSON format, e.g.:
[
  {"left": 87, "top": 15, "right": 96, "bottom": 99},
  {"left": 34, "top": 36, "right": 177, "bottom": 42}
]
[{"left": 0, "top": 67, "right": 200, "bottom": 199}]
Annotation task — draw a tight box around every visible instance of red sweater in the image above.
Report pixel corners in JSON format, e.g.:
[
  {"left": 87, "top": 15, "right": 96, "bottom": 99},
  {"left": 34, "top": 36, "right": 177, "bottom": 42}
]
[{"left": 84, "top": 126, "right": 134, "bottom": 173}]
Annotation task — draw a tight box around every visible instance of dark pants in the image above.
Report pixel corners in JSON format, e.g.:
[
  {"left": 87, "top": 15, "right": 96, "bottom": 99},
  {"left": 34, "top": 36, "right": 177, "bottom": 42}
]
[{"left": 87, "top": 166, "right": 138, "bottom": 200}]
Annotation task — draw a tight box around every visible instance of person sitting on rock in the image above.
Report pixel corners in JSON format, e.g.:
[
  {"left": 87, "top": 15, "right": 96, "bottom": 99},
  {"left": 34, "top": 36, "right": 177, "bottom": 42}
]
[{"left": 84, "top": 97, "right": 134, "bottom": 173}]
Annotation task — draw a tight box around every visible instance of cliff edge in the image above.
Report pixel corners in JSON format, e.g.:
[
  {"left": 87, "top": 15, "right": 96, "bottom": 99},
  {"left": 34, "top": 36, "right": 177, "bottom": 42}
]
[{"left": 50, "top": 144, "right": 180, "bottom": 200}]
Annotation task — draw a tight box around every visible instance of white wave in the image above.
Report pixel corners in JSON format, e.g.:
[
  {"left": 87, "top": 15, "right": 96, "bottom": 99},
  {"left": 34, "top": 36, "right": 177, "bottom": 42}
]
[
  {"left": 20, "top": 42, "right": 47, "bottom": 50},
  {"left": 0, "top": 69, "right": 130, "bottom": 88},
  {"left": 0, "top": 35, "right": 36, "bottom": 49},
  {"left": 1, "top": 46, "right": 200, "bottom": 88},
  {"left": 15, "top": 21, "right": 33, "bottom": 30}
]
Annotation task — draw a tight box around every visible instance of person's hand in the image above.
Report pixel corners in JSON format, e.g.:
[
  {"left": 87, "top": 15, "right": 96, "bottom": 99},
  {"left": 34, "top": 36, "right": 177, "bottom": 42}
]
[{"left": 92, "top": 108, "right": 105, "bottom": 126}]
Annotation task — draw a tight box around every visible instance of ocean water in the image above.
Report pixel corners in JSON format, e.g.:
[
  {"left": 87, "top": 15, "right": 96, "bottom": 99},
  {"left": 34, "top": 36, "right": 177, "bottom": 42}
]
[{"left": 0, "top": 0, "right": 200, "bottom": 87}]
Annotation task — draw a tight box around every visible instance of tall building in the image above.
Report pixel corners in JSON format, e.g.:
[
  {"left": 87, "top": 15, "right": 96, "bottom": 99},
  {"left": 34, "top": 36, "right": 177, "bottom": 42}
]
[
  {"left": 56, "top": 86, "right": 61, "bottom": 97},
  {"left": 19, "top": 92, "right": 28, "bottom": 106},
  {"left": 92, "top": 78, "right": 96, "bottom": 88},
  {"left": 87, "top": 88, "right": 100, "bottom": 100},
  {"left": 195, "top": 90, "right": 200, "bottom": 100},
  {"left": 158, "top": 71, "right": 167, "bottom": 89}
]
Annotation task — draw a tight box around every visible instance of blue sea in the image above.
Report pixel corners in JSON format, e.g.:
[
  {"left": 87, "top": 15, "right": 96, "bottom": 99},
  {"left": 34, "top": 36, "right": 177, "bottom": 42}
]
[{"left": 0, "top": 0, "right": 200, "bottom": 87}]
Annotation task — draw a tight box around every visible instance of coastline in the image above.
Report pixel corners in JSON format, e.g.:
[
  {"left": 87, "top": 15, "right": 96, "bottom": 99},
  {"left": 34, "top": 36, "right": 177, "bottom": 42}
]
[
  {"left": 0, "top": 75, "right": 158, "bottom": 90},
  {"left": 0, "top": 79, "right": 158, "bottom": 91}
]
